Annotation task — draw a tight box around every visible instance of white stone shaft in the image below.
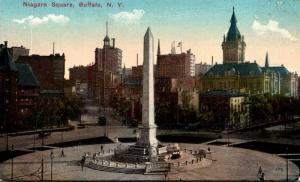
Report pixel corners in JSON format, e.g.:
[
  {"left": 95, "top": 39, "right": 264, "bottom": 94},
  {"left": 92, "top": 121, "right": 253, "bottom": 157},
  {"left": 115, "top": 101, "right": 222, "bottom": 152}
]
[{"left": 138, "top": 27, "right": 158, "bottom": 147}]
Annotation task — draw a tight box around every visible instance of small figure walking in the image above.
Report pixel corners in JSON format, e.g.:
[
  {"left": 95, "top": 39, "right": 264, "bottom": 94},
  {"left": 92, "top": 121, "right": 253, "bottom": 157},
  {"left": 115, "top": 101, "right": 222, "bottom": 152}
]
[
  {"left": 257, "top": 166, "right": 264, "bottom": 181},
  {"left": 258, "top": 166, "right": 262, "bottom": 174},
  {"left": 80, "top": 156, "right": 86, "bottom": 171},
  {"left": 60, "top": 149, "right": 65, "bottom": 157},
  {"left": 93, "top": 153, "right": 96, "bottom": 162},
  {"left": 100, "top": 145, "right": 104, "bottom": 153}
]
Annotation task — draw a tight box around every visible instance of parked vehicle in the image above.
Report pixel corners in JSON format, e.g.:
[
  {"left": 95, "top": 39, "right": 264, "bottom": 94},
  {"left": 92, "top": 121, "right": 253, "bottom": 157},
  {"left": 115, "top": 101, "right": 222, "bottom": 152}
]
[
  {"left": 98, "top": 116, "right": 106, "bottom": 126},
  {"left": 38, "top": 131, "right": 51, "bottom": 138}
]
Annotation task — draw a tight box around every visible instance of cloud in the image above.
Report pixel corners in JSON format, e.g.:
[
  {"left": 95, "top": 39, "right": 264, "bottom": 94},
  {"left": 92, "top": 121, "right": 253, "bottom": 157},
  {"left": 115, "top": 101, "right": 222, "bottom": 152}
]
[
  {"left": 13, "top": 14, "right": 70, "bottom": 26},
  {"left": 252, "top": 19, "right": 297, "bottom": 41},
  {"left": 109, "top": 9, "right": 145, "bottom": 24}
]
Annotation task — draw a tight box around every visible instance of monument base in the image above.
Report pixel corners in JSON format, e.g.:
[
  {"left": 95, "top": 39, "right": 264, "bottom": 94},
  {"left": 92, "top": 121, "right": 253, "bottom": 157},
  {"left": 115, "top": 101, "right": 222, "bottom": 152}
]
[{"left": 114, "top": 143, "right": 167, "bottom": 163}]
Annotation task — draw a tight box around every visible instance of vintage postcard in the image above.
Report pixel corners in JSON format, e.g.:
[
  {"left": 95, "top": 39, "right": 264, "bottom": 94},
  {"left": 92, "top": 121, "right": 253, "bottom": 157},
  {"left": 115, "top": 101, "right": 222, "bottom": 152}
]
[{"left": 0, "top": 0, "right": 300, "bottom": 181}]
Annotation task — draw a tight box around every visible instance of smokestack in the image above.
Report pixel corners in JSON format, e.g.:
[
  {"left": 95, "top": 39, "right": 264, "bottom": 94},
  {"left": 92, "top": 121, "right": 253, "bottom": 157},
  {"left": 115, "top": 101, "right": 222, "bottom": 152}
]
[
  {"left": 211, "top": 56, "right": 214, "bottom": 65},
  {"left": 4, "top": 41, "right": 8, "bottom": 48},
  {"left": 137, "top": 53, "right": 138, "bottom": 66},
  {"left": 53, "top": 42, "right": 55, "bottom": 55},
  {"left": 106, "top": 21, "right": 108, "bottom": 36},
  {"left": 112, "top": 38, "right": 115, "bottom": 48}
]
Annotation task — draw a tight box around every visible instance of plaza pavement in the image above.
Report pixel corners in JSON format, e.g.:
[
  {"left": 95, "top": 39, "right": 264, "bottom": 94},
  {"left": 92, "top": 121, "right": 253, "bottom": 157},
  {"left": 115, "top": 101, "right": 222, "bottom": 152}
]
[{"left": 0, "top": 143, "right": 298, "bottom": 181}]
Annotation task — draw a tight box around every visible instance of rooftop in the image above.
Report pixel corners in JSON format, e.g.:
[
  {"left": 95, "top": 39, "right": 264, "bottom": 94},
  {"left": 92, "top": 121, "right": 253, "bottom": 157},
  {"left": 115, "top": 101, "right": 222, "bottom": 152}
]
[{"left": 16, "top": 63, "right": 39, "bottom": 87}]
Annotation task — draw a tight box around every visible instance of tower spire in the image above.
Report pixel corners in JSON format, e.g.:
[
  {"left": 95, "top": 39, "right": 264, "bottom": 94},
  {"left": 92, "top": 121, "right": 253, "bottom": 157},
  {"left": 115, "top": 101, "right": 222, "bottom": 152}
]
[
  {"left": 226, "top": 6, "right": 241, "bottom": 41},
  {"left": 265, "top": 52, "right": 269, "bottom": 67},
  {"left": 157, "top": 39, "right": 161, "bottom": 56},
  {"left": 103, "top": 21, "right": 110, "bottom": 47},
  {"left": 231, "top": 6, "right": 237, "bottom": 24}
]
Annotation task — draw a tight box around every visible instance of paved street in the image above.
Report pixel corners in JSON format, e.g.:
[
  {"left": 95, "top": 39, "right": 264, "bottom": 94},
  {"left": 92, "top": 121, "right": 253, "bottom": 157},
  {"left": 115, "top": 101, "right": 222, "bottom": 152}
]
[
  {"left": 0, "top": 100, "right": 135, "bottom": 151},
  {"left": 0, "top": 143, "right": 298, "bottom": 181}
]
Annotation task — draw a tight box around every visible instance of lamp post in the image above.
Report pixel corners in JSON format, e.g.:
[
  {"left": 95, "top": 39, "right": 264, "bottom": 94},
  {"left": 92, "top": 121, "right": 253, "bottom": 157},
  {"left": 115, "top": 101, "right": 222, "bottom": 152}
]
[
  {"left": 286, "top": 147, "right": 289, "bottom": 181},
  {"left": 41, "top": 157, "right": 44, "bottom": 181},
  {"left": 6, "top": 130, "right": 9, "bottom": 151},
  {"left": 50, "top": 150, "right": 54, "bottom": 181},
  {"left": 33, "top": 113, "right": 38, "bottom": 151},
  {"left": 11, "top": 144, "right": 14, "bottom": 181}
]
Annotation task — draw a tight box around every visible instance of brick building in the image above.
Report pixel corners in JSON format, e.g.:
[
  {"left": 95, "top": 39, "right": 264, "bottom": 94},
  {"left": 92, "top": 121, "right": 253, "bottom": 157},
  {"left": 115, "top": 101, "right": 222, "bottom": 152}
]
[
  {"left": 94, "top": 22, "right": 122, "bottom": 107},
  {"left": 69, "top": 65, "right": 88, "bottom": 84},
  {"left": 17, "top": 53, "right": 65, "bottom": 93},
  {"left": 157, "top": 46, "right": 195, "bottom": 78},
  {"left": 0, "top": 41, "right": 39, "bottom": 131},
  {"left": 199, "top": 90, "right": 250, "bottom": 129},
  {"left": 87, "top": 63, "right": 96, "bottom": 98},
  {"left": 8, "top": 45, "right": 30, "bottom": 61}
]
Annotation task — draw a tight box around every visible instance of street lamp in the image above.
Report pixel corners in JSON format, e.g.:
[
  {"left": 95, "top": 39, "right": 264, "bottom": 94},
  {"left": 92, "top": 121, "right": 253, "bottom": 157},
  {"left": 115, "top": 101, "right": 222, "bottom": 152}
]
[
  {"left": 286, "top": 147, "right": 289, "bottom": 181},
  {"left": 11, "top": 144, "right": 14, "bottom": 181},
  {"left": 33, "top": 113, "right": 38, "bottom": 151},
  {"left": 50, "top": 150, "right": 54, "bottom": 181}
]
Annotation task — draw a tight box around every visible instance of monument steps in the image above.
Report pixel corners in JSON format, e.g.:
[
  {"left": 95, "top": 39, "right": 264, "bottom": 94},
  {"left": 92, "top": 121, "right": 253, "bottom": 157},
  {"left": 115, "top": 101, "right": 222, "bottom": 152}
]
[{"left": 86, "top": 162, "right": 144, "bottom": 174}]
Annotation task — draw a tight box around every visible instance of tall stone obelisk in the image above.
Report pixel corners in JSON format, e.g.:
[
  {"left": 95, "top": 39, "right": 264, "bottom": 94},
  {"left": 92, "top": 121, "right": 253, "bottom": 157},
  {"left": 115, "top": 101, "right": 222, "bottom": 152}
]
[{"left": 136, "top": 27, "right": 158, "bottom": 160}]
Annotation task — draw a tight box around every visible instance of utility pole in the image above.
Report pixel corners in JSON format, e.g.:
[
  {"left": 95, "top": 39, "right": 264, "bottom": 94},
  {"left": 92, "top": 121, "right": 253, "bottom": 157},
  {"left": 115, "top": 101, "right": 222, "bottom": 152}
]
[
  {"left": 6, "top": 130, "right": 9, "bottom": 151},
  {"left": 41, "top": 157, "right": 44, "bottom": 181},
  {"left": 286, "top": 147, "right": 288, "bottom": 181},
  {"left": 50, "top": 150, "right": 54, "bottom": 181},
  {"left": 11, "top": 144, "right": 14, "bottom": 181}
]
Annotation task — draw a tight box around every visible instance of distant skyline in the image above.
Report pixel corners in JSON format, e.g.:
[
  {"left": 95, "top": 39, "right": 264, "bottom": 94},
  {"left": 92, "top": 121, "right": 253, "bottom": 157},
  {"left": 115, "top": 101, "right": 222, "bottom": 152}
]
[{"left": 0, "top": 0, "right": 300, "bottom": 78}]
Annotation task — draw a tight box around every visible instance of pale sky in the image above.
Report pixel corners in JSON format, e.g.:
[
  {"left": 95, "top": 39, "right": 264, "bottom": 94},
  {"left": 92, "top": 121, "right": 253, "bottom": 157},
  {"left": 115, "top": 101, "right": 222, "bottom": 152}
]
[{"left": 0, "top": 0, "right": 300, "bottom": 78}]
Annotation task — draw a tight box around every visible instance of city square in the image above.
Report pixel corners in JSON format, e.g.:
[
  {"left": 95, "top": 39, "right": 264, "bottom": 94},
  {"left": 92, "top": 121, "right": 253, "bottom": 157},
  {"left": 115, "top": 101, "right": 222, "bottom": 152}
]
[{"left": 1, "top": 0, "right": 300, "bottom": 181}]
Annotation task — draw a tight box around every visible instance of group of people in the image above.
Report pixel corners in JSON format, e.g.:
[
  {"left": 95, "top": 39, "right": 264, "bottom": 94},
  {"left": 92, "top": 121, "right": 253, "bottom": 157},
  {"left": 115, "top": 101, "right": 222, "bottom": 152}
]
[{"left": 257, "top": 166, "right": 265, "bottom": 181}]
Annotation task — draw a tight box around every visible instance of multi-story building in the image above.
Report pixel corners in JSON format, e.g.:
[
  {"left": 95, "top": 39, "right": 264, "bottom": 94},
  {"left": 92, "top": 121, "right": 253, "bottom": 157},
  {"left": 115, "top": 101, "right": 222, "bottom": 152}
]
[
  {"left": 17, "top": 53, "right": 65, "bottom": 93},
  {"left": 199, "top": 90, "right": 250, "bottom": 129},
  {"left": 201, "top": 8, "right": 298, "bottom": 97},
  {"left": 195, "top": 61, "right": 213, "bottom": 76},
  {"left": 69, "top": 65, "right": 89, "bottom": 97},
  {"left": 263, "top": 53, "right": 298, "bottom": 97},
  {"left": 0, "top": 41, "right": 39, "bottom": 131},
  {"left": 69, "top": 65, "right": 88, "bottom": 84},
  {"left": 157, "top": 40, "right": 195, "bottom": 78},
  {"left": 94, "top": 22, "right": 122, "bottom": 107},
  {"left": 8, "top": 45, "right": 30, "bottom": 61},
  {"left": 87, "top": 63, "right": 96, "bottom": 98},
  {"left": 15, "top": 63, "right": 39, "bottom": 122}
]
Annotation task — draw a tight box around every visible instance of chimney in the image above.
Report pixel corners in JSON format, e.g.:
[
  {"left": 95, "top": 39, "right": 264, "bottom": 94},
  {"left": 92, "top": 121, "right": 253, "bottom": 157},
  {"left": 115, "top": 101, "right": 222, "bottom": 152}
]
[
  {"left": 4, "top": 41, "right": 8, "bottom": 48},
  {"left": 112, "top": 38, "right": 115, "bottom": 48},
  {"left": 137, "top": 53, "right": 138, "bottom": 66},
  {"left": 211, "top": 56, "right": 214, "bottom": 65},
  {"left": 53, "top": 42, "right": 55, "bottom": 55}
]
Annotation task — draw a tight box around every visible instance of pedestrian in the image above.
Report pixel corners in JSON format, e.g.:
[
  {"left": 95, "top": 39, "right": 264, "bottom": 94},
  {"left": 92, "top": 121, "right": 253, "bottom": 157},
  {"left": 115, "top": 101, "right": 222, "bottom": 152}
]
[
  {"left": 259, "top": 173, "right": 264, "bottom": 181},
  {"left": 101, "top": 145, "right": 103, "bottom": 152},
  {"left": 61, "top": 149, "right": 65, "bottom": 157},
  {"left": 258, "top": 166, "right": 262, "bottom": 174},
  {"left": 93, "top": 153, "right": 96, "bottom": 162}
]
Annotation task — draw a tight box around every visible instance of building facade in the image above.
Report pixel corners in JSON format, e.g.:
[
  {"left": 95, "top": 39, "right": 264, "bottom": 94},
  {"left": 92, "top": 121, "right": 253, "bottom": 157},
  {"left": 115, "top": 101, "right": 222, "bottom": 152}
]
[
  {"left": 8, "top": 45, "right": 30, "bottom": 61},
  {"left": 0, "top": 41, "right": 39, "bottom": 131},
  {"left": 201, "top": 8, "right": 297, "bottom": 98},
  {"left": 157, "top": 41, "right": 195, "bottom": 78},
  {"left": 69, "top": 65, "right": 88, "bottom": 84},
  {"left": 199, "top": 90, "right": 250, "bottom": 129},
  {"left": 17, "top": 53, "right": 65, "bottom": 93},
  {"left": 94, "top": 23, "right": 122, "bottom": 107}
]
